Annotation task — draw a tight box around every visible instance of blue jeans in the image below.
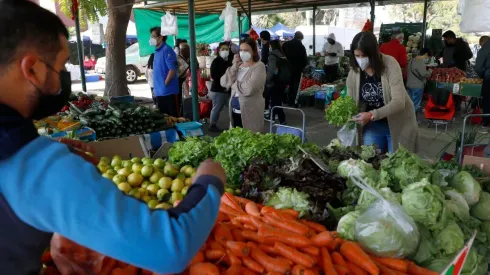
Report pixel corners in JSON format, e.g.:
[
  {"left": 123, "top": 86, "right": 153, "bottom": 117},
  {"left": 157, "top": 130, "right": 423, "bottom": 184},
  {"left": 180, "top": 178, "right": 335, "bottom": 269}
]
[
  {"left": 363, "top": 120, "right": 393, "bottom": 153},
  {"left": 407, "top": 87, "right": 423, "bottom": 112}
]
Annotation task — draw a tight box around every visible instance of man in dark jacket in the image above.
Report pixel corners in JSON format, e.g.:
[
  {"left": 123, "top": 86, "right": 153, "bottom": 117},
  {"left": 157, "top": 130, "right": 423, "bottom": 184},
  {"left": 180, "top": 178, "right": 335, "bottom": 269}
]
[
  {"left": 260, "top": 31, "right": 272, "bottom": 116},
  {"left": 438, "top": 31, "right": 473, "bottom": 111},
  {"left": 475, "top": 36, "right": 490, "bottom": 126},
  {"left": 283, "top": 31, "right": 308, "bottom": 106},
  {"left": 438, "top": 31, "right": 473, "bottom": 71}
]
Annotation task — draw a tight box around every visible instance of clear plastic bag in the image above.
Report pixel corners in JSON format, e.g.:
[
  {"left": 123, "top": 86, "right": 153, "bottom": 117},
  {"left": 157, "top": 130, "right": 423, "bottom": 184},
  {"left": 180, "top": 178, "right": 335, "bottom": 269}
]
[
  {"left": 350, "top": 176, "right": 420, "bottom": 258},
  {"left": 337, "top": 121, "right": 357, "bottom": 146}
]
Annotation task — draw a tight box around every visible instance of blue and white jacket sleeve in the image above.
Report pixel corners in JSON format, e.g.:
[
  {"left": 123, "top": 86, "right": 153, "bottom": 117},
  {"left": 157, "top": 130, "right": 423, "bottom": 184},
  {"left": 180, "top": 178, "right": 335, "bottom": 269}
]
[{"left": 0, "top": 137, "right": 224, "bottom": 274}]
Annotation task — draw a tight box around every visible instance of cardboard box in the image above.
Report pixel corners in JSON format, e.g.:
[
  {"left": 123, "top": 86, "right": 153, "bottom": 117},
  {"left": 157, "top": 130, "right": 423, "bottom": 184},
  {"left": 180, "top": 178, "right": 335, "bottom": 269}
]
[
  {"left": 90, "top": 136, "right": 146, "bottom": 159},
  {"left": 463, "top": 155, "right": 490, "bottom": 176}
]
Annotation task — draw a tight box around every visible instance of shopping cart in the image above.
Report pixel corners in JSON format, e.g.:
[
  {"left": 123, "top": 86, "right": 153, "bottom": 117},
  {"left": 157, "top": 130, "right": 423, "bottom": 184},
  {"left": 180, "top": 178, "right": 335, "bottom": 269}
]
[
  {"left": 269, "top": 106, "right": 306, "bottom": 143},
  {"left": 457, "top": 114, "right": 490, "bottom": 165}
]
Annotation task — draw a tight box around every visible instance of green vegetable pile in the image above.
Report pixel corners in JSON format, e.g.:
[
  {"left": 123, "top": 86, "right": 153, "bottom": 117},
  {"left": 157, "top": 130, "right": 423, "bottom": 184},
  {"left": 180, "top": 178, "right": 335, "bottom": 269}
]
[
  {"left": 325, "top": 96, "right": 358, "bottom": 127},
  {"left": 168, "top": 137, "right": 215, "bottom": 167},
  {"left": 265, "top": 187, "right": 311, "bottom": 217},
  {"left": 330, "top": 146, "right": 490, "bottom": 273}
]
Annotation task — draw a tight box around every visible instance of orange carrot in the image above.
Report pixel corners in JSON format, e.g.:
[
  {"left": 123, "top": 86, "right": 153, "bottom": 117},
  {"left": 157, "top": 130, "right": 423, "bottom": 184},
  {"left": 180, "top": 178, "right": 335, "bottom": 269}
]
[
  {"left": 209, "top": 240, "right": 225, "bottom": 252},
  {"left": 224, "top": 265, "right": 242, "bottom": 275},
  {"left": 226, "top": 241, "right": 251, "bottom": 257},
  {"left": 320, "top": 247, "right": 337, "bottom": 275},
  {"left": 216, "top": 212, "right": 229, "bottom": 223},
  {"left": 332, "top": 252, "right": 347, "bottom": 267},
  {"left": 234, "top": 196, "right": 253, "bottom": 206},
  {"left": 234, "top": 215, "right": 262, "bottom": 229},
  {"left": 407, "top": 261, "right": 438, "bottom": 275},
  {"left": 261, "top": 206, "right": 296, "bottom": 220},
  {"left": 231, "top": 229, "right": 246, "bottom": 242},
  {"left": 292, "top": 265, "right": 316, "bottom": 275},
  {"left": 110, "top": 268, "right": 127, "bottom": 275},
  {"left": 245, "top": 202, "right": 261, "bottom": 217},
  {"left": 219, "top": 203, "right": 243, "bottom": 217},
  {"left": 250, "top": 246, "right": 291, "bottom": 274},
  {"left": 99, "top": 258, "right": 118, "bottom": 275},
  {"left": 340, "top": 241, "right": 378, "bottom": 275},
  {"left": 259, "top": 244, "right": 277, "bottom": 254},
  {"left": 310, "top": 231, "right": 334, "bottom": 247},
  {"left": 370, "top": 256, "right": 408, "bottom": 273},
  {"left": 273, "top": 242, "right": 316, "bottom": 268},
  {"left": 299, "top": 246, "right": 320, "bottom": 256},
  {"left": 334, "top": 264, "right": 350, "bottom": 275},
  {"left": 241, "top": 230, "right": 259, "bottom": 242},
  {"left": 244, "top": 224, "right": 257, "bottom": 230},
  {"left": 258, "top": 224, "right": 312, "bottom": 248},
  {"left": 226, "top": 249, "right": 242, "bottom": 266},
  {"left": 188, "top": 251, "right": 205, "bottom": 266},
  {"left": 205, "top": 249, "right": 226, "bottom": 260},
  {"left": 214, "top": 224, "right": 234, "bottom": 246},
  {"left": 376, "top": 263, "right": 397, "bottom": 275},
  {"left": 222, "top": 193, "right": 243, "bottom": 211},
  {"left": 328, "top": 238, "right": 344, "bottom": 252},
  {"left": 230, "top": 217, "right": 244, "bottom": 229},
  {"left": 242, "top": 256, "right": 265, "bottom": 274},
  {"left": 266, "top": 272, "right": 283, "bottom": 275},
  {"left": 241, "top": 267, "right": 259, "bottom": 275},
  {"left": 123, "top": 266, "right": 139, "bottom": 275},
  {"left": 300, "top": 220, "right": 327, "bottom": 233},
  {"left": 262, "top": 214, "right": 309, "bottom": 235},
  {"left": 280, "top": 208, "right": 300, "bottom": 219},
  {"left": 189, "top": 262, "right": 220, "bottom": 275},
  {"left": 347, "top": 262, "right": 368, "bottom": 275}
]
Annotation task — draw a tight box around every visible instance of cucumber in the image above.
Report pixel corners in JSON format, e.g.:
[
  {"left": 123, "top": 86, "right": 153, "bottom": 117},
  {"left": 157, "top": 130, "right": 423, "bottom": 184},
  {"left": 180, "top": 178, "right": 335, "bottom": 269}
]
[
  {"left": 83, "top": 108, "right": 98, "bottom": 116},
  {"left": 134, "top": 106, "right": 145, "bottom": 113},
  {"left": 108, "top": 117, "right": 122, "bottom": 125},
  {"left": 94, "top": 115, "right": 105, "bottom": 121},
  {"left": 79, "top": 116, "right": 91, "bottom": 126},
  {"left": 112, "top": 110, "right": 122, "bottom": 118}
]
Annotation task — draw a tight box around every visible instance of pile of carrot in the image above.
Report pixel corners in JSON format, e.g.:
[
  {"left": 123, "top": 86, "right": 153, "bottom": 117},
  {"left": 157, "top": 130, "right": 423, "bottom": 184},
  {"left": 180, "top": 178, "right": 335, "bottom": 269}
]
[{"left": 185, "top": 192, "right": 438, "bottom": 275}]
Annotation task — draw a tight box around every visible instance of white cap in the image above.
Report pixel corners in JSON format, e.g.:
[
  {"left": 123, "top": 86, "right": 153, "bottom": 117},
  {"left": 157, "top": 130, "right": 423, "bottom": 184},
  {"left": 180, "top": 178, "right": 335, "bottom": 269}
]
[{"left": 327, "top": 33, "right": 336, "bottom": 40}]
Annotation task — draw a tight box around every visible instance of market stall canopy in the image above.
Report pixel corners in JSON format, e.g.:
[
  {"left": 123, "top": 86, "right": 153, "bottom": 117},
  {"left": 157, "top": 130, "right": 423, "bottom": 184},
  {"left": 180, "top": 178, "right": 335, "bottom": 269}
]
[
  {"left": 270, "top": 23, "right": 294, "bottom": 36},
  {"left": 133, "top": 9, "right": 249, "bottom": 57},
  {"left": 142, "top": 0, "right": 434, "bottom": 14}
]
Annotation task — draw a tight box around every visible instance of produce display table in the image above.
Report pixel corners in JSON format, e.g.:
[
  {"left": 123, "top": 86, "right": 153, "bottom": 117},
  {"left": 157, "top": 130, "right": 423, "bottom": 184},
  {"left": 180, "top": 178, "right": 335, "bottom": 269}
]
[{"left": 426, "top": 80, "right": 482, "bottom": 97}]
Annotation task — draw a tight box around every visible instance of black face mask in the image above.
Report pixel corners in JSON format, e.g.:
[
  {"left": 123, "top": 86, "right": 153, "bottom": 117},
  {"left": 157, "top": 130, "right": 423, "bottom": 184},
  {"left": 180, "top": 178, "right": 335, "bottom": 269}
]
[
  {"left": 328, "top": 39, "right": 335, "bottom": 45},
  {"left": 31, "top": 69, "right": 72, "bottom": 120},
  {"left": 444, "top": 40, "right": 454, "bottom": 47}
]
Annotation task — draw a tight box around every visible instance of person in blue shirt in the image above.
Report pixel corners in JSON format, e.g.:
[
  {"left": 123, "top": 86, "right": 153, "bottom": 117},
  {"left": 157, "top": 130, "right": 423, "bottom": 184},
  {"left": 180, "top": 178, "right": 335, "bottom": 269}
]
[
  {"left": 150, "top": 26, "right": 180, "bottom": 117},
  {"left": 0, "top": 1, "right": 225, "bottom": 274}
]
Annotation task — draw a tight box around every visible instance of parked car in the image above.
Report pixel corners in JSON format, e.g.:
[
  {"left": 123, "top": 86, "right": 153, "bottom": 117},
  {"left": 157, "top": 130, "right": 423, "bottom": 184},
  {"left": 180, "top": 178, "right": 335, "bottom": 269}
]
[{"left": 95, "top": 43, "right": 150, "bottom": 84}]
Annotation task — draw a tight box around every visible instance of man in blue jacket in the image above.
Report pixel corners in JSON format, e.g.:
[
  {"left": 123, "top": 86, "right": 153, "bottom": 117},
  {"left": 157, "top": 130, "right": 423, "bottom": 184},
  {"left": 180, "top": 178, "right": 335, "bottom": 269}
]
[
  {"left": 0, "top": 1, "right": 225, "bottom": 274},
  {"left": 476, "top": 36, "right": 490, "bottom": 127},
  {"left": 150, "top": 26, "right": 180, "bottom": 117}
]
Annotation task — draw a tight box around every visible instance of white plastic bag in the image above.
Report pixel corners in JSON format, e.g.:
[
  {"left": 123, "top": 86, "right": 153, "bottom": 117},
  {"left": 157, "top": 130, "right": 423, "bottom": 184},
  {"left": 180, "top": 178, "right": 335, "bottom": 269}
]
[
  {"left": 219, "top": 2, "right": 238, "bottom": 41},
  {"left": 459, "top": 0, "right": 490, "bottom": 33},
  {"left": 337, "top": 121, "right": 357, "bottom": 146},
  {"left": 350, "top": 176, "right": 420, "bottom": 258},
  {"left": 161, "top": 11, "right": 178, "bottom": 36}
]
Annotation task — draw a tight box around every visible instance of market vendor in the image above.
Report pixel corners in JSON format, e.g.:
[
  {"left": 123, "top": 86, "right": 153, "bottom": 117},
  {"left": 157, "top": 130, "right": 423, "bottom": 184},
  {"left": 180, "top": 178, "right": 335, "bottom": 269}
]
[
  {"left": 0, "top": 1, "right": 225, "bottom": 274},
  {"left": 347, "top": 32, "right": 419, "bottom": 153},
  {"left": 322, "top": 33, "right": 344, "bottom": 83},
  {"left": 475, "top": 35, "right": 490, "bottom": 127}
]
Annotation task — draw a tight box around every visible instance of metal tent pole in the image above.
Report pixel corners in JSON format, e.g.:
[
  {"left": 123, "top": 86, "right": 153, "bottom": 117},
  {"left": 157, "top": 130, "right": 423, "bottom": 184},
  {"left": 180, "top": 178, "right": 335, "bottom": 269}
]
[
  {"left": 370, "top": 0, "right": 375, "bottom": 27},
  {"left": 188, "top": 0, "right": 199, "bottom": 121},
  {"left": 312, "top": 6, "right": 317, "bottom": 55},
  {"left": 421, "top": 0, "right": 429, "bottom": 47},
  {"left": 247, "top": 0, "right": 251, "bottom": 29},
  {"left": 74, "top": 10, "right": 87, "bottom": 93}
]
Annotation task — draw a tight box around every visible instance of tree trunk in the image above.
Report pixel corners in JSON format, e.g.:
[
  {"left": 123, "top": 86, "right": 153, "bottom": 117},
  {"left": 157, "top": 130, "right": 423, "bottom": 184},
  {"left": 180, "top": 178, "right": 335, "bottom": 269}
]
[{"left": 104, "top": 0, "right": 135, "bottom": 97}]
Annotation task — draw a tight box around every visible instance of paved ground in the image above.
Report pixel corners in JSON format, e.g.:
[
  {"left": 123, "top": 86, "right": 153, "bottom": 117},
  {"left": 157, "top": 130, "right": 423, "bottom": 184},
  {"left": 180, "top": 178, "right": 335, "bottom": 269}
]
[{"left": 72, "top": 79, "right": 487, "bottom": 160}]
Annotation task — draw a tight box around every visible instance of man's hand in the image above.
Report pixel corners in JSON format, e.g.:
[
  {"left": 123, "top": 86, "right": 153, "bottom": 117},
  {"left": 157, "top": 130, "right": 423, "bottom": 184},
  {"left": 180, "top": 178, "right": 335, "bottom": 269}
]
[
  {"left": 193, "top": 159, "right": 226, "bottom": 187},
  {"left": 58, "top": 138, "right": 99, "bottom": 166}
]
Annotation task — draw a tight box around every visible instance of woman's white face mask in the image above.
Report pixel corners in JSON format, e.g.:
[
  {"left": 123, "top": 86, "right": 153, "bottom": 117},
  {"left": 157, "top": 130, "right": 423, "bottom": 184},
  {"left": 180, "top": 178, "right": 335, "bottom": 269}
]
[
  {"left": 356, "top": 57, "right": 370, "bottom": 71},
  {"left": 240, "top": 51, "right": 252, "bottom": 62},
  {"left": 220, "top": 50, "right": 229, "bottom": 59}
]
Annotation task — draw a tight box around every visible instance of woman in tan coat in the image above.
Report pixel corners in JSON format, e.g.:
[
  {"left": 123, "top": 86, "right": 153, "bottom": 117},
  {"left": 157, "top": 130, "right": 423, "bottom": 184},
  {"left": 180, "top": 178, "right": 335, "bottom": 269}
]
[
  {"left": 221, "top": 38, "right": 266, "bottom": 133},
  {"left": 348, "top": 32, "right": 419, "bottom": 153}
]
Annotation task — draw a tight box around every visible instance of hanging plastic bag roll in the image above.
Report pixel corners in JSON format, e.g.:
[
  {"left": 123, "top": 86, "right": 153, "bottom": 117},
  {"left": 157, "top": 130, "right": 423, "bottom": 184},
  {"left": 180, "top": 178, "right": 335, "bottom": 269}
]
[
  {"left": 161, "top": 12, "right": 178, "bottom": 36},
  {"left": 350, "top": 175, "right": 420, "bottom": 258}
]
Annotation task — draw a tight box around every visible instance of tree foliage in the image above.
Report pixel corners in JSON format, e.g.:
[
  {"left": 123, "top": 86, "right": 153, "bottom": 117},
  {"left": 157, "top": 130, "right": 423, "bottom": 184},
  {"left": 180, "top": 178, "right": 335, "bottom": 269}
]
[
  {"left": 59, "top": 0, "right": 107, "bottom": 29},
  {"left": 254, "top": 12, "right": 305, "bottom": 29}
]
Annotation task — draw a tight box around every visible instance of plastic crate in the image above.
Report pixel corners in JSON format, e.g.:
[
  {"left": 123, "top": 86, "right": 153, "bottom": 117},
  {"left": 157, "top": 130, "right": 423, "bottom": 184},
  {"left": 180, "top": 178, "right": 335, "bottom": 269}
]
[
  {"left": 314, "top": 91, "right": 327, "bottom": 99},
  {"left": 298, "top": 94, "right": 315, "bottom": 107},
  {"left": 459, "top": 83, "right": 482, "bottom": 97},
  {"left": 50, "top": 127, "right": 96, "bottom": 141},
  {"left": 110, "top": 95, "right": 135, "bottom": 104},
  {"left": 85, "top": 74, "right": 100, "bottom": 83},
  {"left": 139, "top": 129, "right": 179, "bottom": 152},
  {"left": 175, "top": 121, "right": 204, "bottom": 137}
]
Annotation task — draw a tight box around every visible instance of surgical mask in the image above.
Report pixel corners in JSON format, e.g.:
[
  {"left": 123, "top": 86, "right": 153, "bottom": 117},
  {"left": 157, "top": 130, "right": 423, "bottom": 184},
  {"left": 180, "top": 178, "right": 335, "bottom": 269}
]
[
  {"left": 31, "top": 67, "right": 72, "bottom": 120},
  {"left": 220, "top": 51, "right": 229, "bottom": 59},
  {"left": 149, "top": 38, "right": 157, "bottom": 46},
  {"left": 240, "top": 51, "right": 252, "bottom": 62},
  {"left": 356, "top": 57, "right": 370, "bottom": 71}
]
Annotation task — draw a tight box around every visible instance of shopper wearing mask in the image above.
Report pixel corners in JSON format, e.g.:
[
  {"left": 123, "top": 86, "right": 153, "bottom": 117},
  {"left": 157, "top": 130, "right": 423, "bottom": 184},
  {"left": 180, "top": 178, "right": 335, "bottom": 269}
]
[
  {"left": 221, "top": 38, "right": 266, "bottom": 132},
  {"left": 177, "top": 44, "right": 190, "bottom": 114},
  {"left": 0, "top": 1, "right": 226, "bottom": 274},
  {"left": 322, "top": 33, "right": 344, "bottom": 83},
  {"left": 209, "top": 42, "right": 233, "bottom": 132},
  {"left": 406, "top": 48, "right": 433, "bottom": 114},
  {"left": 347, "top": 32, "right": 419, "bottom": 153},
  {"left": 150, "top": 26, "right": 180, "bottom": 117},
  {"left": 265, "top": 40, "right": 287, "bottom": 124}
]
